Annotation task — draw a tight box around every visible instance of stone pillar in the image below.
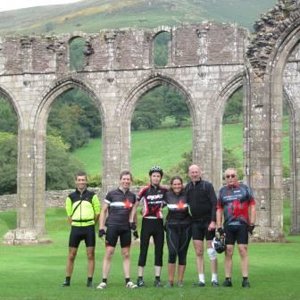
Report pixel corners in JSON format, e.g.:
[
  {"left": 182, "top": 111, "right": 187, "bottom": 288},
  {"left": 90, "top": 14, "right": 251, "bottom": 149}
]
[
  {"left": 246, "top": 75, "right": 284, "bottom": 241},
  {"left": 101, "top": 116, "right": 122, "bottom": 197},
  {"left": 3, "top": 128, "right": 48, "bottom": 245}
]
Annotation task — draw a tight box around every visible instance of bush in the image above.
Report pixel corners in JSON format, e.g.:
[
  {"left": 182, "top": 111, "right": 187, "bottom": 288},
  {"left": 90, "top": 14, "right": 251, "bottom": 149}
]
[{"left": 88, "top": 174, "right": 102, "bottom": 187}]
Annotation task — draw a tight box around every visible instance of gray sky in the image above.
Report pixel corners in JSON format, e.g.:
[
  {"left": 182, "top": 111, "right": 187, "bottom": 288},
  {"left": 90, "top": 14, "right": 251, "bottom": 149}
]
[{"left": 0, "top": 0, "right": 81, "bottom": 12}]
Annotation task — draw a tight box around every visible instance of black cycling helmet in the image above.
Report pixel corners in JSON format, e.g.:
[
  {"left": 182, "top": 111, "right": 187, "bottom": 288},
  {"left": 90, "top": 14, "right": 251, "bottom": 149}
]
[
  {"left": 212, "top": 236, "right": 226, "bottom": 254},
  {"left": 149, "top": 165, "right": 163, "bottom": 177}
]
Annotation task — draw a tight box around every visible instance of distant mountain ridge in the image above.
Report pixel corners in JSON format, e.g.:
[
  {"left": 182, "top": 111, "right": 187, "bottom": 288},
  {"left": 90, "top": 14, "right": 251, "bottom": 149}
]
[{"left": 0, "top": 0, "right": 277, "bottom": 35}]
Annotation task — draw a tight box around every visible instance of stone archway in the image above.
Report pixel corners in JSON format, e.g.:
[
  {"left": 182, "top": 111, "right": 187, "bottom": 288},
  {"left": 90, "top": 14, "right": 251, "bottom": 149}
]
[
  {"left": 246, "top": 0, "right": 300, "bottom": 239},
  {"left": 117, "top": 74, "right": 196, "bottom": 177}
]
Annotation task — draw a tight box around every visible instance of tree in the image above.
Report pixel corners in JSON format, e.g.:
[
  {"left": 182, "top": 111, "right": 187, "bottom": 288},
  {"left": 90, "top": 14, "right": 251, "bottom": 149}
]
[
  {"left": 0, "top": 132, "right": 17, "bottom": 194},
  {"left": 46, "top": 135, "right": 85, "bottom": 190},
  {"left": 0, "top": 98, "right": 18, "bottom": 134},
  {"left": 164, "top": 151, "right": 192, "bottom": 183},
  {"left": 132, "top": 85, "right": 189, "bottom": 130},
  {"left": 223, "top": 88, "right": 243, "bottom": 124},
  {"left": 48, "top": 88, "right": 102, "bottom": 150},
  {"left": 0, "top": 132, "right": 85, "bottom": 194}
]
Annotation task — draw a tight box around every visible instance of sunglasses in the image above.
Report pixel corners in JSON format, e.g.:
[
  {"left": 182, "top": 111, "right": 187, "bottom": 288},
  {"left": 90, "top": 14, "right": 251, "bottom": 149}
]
[{"left": 226, "top": 174, "right": 236, "bottom": 179}]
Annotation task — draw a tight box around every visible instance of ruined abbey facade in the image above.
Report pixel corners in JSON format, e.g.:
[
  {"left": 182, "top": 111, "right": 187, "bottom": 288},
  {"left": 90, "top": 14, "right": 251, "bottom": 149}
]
[{"left": 2, "top": 0, "right": 300, "bottom": 244}]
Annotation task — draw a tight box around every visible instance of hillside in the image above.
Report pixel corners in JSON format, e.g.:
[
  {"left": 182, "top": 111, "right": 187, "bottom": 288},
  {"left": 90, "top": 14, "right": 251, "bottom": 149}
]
[{"left": 0, "top": 0, "right": 277, "bottom": 35}]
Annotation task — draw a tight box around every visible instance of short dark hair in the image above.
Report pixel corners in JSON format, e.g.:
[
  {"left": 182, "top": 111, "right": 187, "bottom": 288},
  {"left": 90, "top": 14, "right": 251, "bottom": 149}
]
[
  {"left": 120, "top": 170, "right": 133, "bottom": 180},
  {"left": 75, "top": 171, "right": 87, "bottom": 179}
]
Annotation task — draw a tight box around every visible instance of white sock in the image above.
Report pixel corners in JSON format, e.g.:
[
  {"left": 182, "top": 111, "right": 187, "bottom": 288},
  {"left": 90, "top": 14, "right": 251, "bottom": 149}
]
[
  {"left": 198, "top": 274, "right": 205, "bottom": 283},
  {"left": 211, "top": 273, "right": 218, "bottom": 282}
]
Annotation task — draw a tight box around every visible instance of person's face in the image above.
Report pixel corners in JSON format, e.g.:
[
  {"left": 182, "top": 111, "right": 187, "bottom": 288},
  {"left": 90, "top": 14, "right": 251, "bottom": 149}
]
[
  {"left": 120, "top": 174, "right": 132, "bottom": 190},
  {"left": 171, "top": 179, "right": 183, "bottom": 194},
  {"left": 188, "top": 166, "right": 201, "bottom": 182},
  {"left": 224, "top": 170, "right": 238, "bottom": 186},
  {"left": 75, "top": 175, "right": 87, "bottom": 191},
  {"left": 150, "top": 172, "right": 162, "bottom": 186}
]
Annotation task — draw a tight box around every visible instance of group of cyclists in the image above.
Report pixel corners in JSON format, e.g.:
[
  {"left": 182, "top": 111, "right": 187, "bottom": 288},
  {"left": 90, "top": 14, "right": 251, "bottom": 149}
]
[{"left": 62, "top": 164, "right": 256, "bottom": 290}]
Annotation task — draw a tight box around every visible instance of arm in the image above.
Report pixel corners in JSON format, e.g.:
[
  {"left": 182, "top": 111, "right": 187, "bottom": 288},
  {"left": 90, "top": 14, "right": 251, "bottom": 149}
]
[
  {"left": 92, "top": 194, "right": 101, "bottom": 223},
  {"left": 209, "top": 183, "right": 217, "bottom": 228},
  {"left": 129, "top": 201, "right": 139, "bottom": 224},
  {"left": 249, "top": 201, "right": 256, "bottom": 225},
  {"left": 216, "top": 208, "right": 223, "bottom": 229},
  {"left": 65, "top": 197, "right": 72, "bottom": 225},
  {"left": 99, "top": 202, "right": 109, "bottom": 230}
]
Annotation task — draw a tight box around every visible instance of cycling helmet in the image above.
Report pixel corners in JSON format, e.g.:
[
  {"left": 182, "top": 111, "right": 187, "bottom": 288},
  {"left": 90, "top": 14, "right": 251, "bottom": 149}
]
[
  {"left": 149, "top": 165, "right": 163, "bottom": 176},
  {"left": 212, "top": 236, "right": 226, "bottom": 254}
]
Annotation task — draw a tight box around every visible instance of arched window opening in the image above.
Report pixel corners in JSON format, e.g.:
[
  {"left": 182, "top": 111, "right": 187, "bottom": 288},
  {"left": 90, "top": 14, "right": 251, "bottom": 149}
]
[
  {"left": 153, "top": 31, "right": 171, "bottom": 67},
  {"left": 131, "top": 84, "right": 192, "bottom": 183},
  {"left": 0, "top": 96, "right": 18, "bottom": 195},
  {"left": 222, "top": 87, "right": 243, "bottom": 179},
  {"left": 46, "top": 88, "right": 102, "bottom": 190},
  {"left": 69, "top": 37, "right": 86, "bottom": 71}
]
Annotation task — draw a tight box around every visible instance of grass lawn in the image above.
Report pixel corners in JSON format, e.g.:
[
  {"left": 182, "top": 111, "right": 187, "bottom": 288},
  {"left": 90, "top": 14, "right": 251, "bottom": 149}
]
[{"left": 0, "top": 202, "right": 299, "bottom": 300}]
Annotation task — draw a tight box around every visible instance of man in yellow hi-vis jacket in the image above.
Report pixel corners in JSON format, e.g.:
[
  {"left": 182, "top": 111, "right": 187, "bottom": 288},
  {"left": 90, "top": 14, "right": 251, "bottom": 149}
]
[{"left": 62, "top": 171, "right": 100, "bottom": 288}]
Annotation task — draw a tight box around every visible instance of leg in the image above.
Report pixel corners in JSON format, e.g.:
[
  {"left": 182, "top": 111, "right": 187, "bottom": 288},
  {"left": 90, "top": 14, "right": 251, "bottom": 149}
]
[
  {"left": 177, "top": 224, "right": 191, "bottom": 285},
  {"left": 65, "top": 247, "right": 78, "bottom": 277},
  {"left": 168, "top": 264, "right": 176, "bottom": 285},
  {"left": 166, "top": 224, "right": 179, "bottom": 285},
  {"left": 153, "top": 221, "right": 164, "bottom": 276},
  {"left": 121, "top": 246, "right": 131, "bottom": 279},
  {"left": 102, "top": 245, "right": 115, "bottom": 279},
  {"left": 177, "top": 265, "right": 186, "bottom": 284},
  {"left": 138, "top": 219, "right": 151, "bottom": 272},
  {"left": 193, "top": 240, "right": 204, "bottom": 280},
  {"left": 137, "top": 219, "right": 151, "bottom": 287},
  {"left": 224, "top": 244, "right": 234, "bottom": 278},
  {"left": 206, "top": 240, "right": 218, "bottom": 284},
  {"left": 86, "top": 247, "right": 95, "bottom": 278},
  {"left": 238, "top": 244, "right": 248, "bottom": 277}
]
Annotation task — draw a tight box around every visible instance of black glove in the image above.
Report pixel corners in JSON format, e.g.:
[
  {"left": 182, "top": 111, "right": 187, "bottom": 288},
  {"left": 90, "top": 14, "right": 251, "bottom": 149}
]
[
  {"left": 217, "top": 227, "right": 225, "bottom": 236},
  {"left": 133, "top": 230, "right": 139, "bottom": 239},
  {"left": 130, "top": 222, "right": 137, "bottom": 231},
  {"left": 248, "top": 224, "right": 255, "bottom": 235},
  {"left": 98, "top": 229, "right": 106, "bottom": 238}
]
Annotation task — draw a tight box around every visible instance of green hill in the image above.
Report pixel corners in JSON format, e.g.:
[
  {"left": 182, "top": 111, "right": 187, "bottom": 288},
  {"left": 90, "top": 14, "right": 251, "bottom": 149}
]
[
  {"left": 0, "top": 0, "right": 277, "bottom": 35},
  {"left": 71, "top": 121, "right": 290, "bottom": 179}
]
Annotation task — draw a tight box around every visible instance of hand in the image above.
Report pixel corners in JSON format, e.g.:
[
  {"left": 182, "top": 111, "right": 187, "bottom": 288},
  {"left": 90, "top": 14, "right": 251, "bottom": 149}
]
[
  {"left": 133, "top": 230, "right": 139, "bottom": 239},
  {"left": 98, "top": 229, "right": 106, "bottom": 238},
  {"left": 248, "top": 224, "right": 255, "bottom": 235},
  {"left": 217, "top": 227, "right": 225, "bottom": 236},
  {"left": 130, "top": 222, "right": 137, "bottom": 231}
]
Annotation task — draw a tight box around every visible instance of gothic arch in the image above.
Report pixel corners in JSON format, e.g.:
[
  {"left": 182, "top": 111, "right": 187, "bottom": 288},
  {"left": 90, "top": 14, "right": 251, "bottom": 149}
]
[
  {"left": 0, "top": 86, "right": 23, "bottom": 126},
  {"left": 211, "top": 73, "right": 244, "bottom": 186},
  {"left": 29, "top": 77, "right": 104, "bottom": 235},
  {"left": 245, "top": 0, "right": 300, "bottom": 238},
  {"left": 117, "top": 74, "right": 196, "bottom": 172}
]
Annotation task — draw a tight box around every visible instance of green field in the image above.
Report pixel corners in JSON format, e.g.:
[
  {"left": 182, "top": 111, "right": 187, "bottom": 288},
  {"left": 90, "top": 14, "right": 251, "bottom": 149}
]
[
  {"left": 72, "top": 122, "right": 290, "bottom": 179},
  {"left": 0, "top": 201, "right": 299, "bottom": 300}
]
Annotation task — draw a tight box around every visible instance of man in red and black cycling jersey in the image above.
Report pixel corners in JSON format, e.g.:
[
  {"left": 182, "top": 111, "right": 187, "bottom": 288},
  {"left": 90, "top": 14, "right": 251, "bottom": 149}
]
[
  {"left": 97, "top": 170, "right": 137, "bottom": 290},
  {"left": 216, "top": 168, "right": 256, "bottom": 288},
  {"left": 62, "top": 171, "right": 100, "bottom": 288},
  {"left": 135, "top": 166, "right": 167, "bottom": 288}
]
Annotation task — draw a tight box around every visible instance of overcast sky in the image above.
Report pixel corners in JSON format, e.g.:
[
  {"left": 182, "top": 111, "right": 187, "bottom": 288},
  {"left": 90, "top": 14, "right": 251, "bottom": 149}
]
[{"left": 0, "top": 0, "right": 81, "bottom": 12}]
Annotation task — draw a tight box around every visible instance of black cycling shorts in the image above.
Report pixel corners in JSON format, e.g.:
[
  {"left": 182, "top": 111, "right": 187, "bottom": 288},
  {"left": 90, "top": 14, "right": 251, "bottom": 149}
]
[
  {"left": 192, "top": 220, "right": 215, "bottom": 241},
  {"left": 69, "top": 225, "right": 96, "bottom": 248},
  {"left": 225, "top": 224, "right": 249, "bottom": 245},
  {"left": 105, "top": 225, "right": 131, "bottom": 248}
]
